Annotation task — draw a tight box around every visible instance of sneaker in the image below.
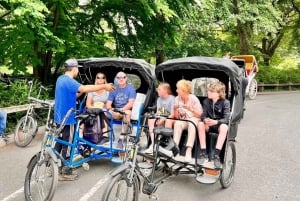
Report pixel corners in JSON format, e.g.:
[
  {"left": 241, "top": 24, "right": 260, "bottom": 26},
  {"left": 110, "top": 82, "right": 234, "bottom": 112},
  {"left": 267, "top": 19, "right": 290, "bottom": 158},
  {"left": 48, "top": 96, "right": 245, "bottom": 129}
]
[
  {"left": 61, "top": 166, "right": 78, "bottom": 175},
  {"left": 184, "top": 154, "right": 193, "bottom": 163},
  {"left": 197, "top": 152, "right": 208, "bottom": 166},
  {"left": 58, "top": 173, "right": 79, "bottom": 181},
  {"left": 158, "top": 146, "right": 173, "bottom": 158},
  {"left": 213, "top": 155, "right": 222, "bottom": 169},
  {"left": 1, "top": 134, "right": 8, "bottom": 141},
  {"left": 144, "top": 145, "right": 154, "bottom": 154}
]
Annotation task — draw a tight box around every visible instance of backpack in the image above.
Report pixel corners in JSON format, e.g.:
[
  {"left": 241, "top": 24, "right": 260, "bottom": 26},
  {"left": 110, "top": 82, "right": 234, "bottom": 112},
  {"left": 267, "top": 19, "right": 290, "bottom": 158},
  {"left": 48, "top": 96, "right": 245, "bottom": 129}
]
[{"left": 83, "top": 112, "right": 103, "bottom": 144}]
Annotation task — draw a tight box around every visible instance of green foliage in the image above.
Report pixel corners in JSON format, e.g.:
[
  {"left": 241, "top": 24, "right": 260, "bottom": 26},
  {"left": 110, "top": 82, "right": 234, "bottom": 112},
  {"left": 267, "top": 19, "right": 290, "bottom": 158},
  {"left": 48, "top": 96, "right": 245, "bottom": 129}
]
[
  {"left": 256, "top": 66, "right": 300, "bottom": 84},
  {"left": 0, "top": 79, "right": 53, "bottom": 133},
  {"left": 0, "top": 79, "right": 52, "bottom": 107}
]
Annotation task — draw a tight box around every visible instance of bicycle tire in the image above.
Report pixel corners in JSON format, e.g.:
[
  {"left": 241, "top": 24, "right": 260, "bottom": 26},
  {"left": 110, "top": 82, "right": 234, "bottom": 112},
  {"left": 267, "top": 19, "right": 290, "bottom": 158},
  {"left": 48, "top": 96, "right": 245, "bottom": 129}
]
[
  {"left": 14, "top": 115, "right": 38, "bottom": 147},
  {"left": 220, "top": 141, "right": 236, "bottom": 188},
  {"left": 248, "top": 79, "right": 257, "bottom": 100},
  {"left": 101, "top": 173, "right": 140, "bottom": 201},
  {"left": 24, "top": 153, "right": 58, "bottom": 201}
]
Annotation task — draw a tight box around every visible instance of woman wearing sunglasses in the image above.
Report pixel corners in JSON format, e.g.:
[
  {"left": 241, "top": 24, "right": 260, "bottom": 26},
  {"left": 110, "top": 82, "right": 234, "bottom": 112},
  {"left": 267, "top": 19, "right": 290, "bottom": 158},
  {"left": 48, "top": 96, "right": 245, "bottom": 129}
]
[{"left": 86, "top": 72, "right": 109, "bottom": 109}]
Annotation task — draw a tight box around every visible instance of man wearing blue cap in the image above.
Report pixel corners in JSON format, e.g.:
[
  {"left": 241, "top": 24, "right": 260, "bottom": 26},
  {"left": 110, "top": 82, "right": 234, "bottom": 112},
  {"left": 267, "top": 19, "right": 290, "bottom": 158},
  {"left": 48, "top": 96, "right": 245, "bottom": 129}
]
[{"left": 54, "top": 58, "right": 114, "bottom": 181}]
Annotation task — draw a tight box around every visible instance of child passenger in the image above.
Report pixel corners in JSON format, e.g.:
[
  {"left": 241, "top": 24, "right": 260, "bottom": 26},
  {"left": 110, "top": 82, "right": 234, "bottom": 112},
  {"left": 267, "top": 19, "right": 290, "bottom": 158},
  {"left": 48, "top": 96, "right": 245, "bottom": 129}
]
[
  {"left": 197, "top": 81, "right": 230, "bottom": 168},
  {"left": 144, "top": 82, "right": 175, "bottom": 154}
]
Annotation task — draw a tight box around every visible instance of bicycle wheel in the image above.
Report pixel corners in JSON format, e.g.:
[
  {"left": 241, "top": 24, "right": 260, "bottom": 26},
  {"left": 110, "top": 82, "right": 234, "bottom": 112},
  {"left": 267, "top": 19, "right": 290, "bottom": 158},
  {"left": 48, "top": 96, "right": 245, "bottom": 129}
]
[
  {"left": 248, "top": 78, "right": 257, "bottom": 100},
  {"left": 24, "top": 153, "right": 58, "bottom": 201},
  {"left": 220, "top": 141, "right": 236, "bottom": 188},
  {"left": 14, "top": 115, "right": 38, "bottom": 147},
  {"left": 101, "top": 173, "right": 140, "bottom": 201}
]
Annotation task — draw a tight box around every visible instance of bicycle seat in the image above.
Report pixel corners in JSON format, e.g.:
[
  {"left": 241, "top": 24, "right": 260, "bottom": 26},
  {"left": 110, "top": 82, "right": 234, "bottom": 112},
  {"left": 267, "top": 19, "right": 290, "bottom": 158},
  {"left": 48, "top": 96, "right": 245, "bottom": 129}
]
[
  {"left": 153, "top": 127, "right": 173, "bottom": 137},
  {"left": 86, "top": 108, "right": 103, "bottom": 115},
  {"left": 75, "top": 114, "right": 89, "bottom": 120}
]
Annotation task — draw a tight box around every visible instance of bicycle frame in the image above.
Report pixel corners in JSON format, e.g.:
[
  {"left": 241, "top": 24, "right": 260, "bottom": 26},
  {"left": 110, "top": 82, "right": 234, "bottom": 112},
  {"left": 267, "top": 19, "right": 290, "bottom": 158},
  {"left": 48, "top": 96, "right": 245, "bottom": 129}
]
[
  {"left": 43, "top": 109, "right": 136, "bottom": 170},
  {"left": 22, "top": 81, "right": 48, "bottom": 131},
  {"left": 105, "top": 113, "right": 236, "bottom": 200}
]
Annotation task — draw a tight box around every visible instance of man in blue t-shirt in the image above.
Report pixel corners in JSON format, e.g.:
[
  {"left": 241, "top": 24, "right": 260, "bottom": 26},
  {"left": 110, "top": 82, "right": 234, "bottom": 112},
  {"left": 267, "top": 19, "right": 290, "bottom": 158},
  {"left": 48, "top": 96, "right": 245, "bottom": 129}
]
[
  {"left": 106, "top": 71, "right": 136, "bottom": 122},
  {"left": 54, "top": 58, "right": 114, "bottom": 181}
]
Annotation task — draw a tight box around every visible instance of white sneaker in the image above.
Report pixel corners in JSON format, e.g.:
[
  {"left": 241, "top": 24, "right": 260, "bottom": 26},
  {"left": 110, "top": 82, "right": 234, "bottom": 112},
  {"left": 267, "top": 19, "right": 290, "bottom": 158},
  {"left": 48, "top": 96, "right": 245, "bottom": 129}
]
[
  {"left": 158, "top": 146, "right": 173, "bottom": 158},
  {"left": 144, "top": 145, "right": 154, "bottom": 154}
]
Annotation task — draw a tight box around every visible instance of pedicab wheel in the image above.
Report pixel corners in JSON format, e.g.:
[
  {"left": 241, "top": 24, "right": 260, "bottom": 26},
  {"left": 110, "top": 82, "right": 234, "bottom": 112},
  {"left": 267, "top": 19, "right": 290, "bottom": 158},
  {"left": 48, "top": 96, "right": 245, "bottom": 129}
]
[
  {"left": 24, "top": 153, "right": 58, "bottom": 201},
  {"left": 220, "top": 141, "right": 236, "bottom": 188},
  {"left": 14, "top": 115, "right": 38, "bottom": 147},
  {"left": 248, "top": 78, "right": 257, "bottom": 100},
  {"left": 101, "top": 173, "right": 139, "bottom": 201}
]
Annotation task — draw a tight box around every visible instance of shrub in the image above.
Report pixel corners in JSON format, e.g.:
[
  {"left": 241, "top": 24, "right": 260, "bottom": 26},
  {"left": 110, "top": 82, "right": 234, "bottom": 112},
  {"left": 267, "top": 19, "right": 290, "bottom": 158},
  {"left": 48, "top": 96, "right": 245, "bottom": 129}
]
[
  {"left": 0, "top": 79, "right": 54, "bottom": 133},
  {"left": 256, "top": 66, "right": 300, "bottom": 84}
]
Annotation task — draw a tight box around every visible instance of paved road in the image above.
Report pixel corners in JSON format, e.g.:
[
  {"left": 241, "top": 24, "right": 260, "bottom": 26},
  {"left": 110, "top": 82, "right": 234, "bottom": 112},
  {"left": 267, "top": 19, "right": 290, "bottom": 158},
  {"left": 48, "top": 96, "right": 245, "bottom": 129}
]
[{"left": 0, "top": 92, "right": 300, "bottom": 201}]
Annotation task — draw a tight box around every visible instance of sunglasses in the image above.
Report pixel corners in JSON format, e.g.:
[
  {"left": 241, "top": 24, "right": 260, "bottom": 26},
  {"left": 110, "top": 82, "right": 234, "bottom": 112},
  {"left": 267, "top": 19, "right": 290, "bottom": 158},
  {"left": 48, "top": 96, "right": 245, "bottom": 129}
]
[
  {"left": 96, "top": 76, "right": 106, "bottom": 79},
  {"left": 116, "top": 76, "right": 126, "bottom": 80}
]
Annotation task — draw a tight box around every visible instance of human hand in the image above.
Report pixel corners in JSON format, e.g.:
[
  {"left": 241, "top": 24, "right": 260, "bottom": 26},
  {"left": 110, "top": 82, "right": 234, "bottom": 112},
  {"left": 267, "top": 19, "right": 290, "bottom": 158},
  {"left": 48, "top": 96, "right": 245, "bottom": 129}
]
[
  {"left": 204, "top": 118, "right": 217, "bottom": 126},
  {"left": 105, "top": 83, "right": 115, "bottom": 91}
]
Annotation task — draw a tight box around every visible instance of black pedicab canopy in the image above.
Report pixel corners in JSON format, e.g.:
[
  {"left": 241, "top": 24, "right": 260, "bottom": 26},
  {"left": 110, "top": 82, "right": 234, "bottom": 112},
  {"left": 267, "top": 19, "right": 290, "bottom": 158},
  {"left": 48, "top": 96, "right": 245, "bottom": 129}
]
[
  {"left": 155, "top": 56, "right": 243, "bottom": 94},
  {"left": 155, "top": 56, "right": 245, "bottom": 138},
  {"left": 77, "top": 57, "right": 156, "bottom": 111}
]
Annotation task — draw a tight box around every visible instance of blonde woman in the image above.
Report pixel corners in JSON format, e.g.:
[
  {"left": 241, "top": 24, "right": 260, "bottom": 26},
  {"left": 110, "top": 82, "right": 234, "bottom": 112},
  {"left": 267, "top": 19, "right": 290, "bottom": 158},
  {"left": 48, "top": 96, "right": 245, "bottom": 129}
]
[
  {"left": 86, "top": 72, "right": 109, "bottom": 109},
  {"left": 197, "top": 81, "right": 230, "bottom": 168},
  {"left": 144, "top": 82, "right": 175, "bottom": 154},
  {"left": 166, "top": 79, "right": 202, "bottom": 162}
]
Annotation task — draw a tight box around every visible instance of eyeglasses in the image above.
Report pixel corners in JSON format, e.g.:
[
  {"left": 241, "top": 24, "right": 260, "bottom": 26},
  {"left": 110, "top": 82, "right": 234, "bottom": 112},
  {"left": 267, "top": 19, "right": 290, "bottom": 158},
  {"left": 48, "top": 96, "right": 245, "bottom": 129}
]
[
  {"left": 96, "top": 76, "right": 106, "bottom": 79},
  {"left": 116, "top": 76, "right": 126, "bottom": 80}
]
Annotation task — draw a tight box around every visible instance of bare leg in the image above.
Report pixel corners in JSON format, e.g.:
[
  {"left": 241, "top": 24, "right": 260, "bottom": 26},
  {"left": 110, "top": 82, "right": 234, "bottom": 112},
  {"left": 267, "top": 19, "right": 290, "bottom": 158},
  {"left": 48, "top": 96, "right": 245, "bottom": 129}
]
[
  {"left": 197, "top": 121, "right": 206, "bottom": 149},
  {"left": 215, "top": 124, "right": 228, "bottom": 150}
]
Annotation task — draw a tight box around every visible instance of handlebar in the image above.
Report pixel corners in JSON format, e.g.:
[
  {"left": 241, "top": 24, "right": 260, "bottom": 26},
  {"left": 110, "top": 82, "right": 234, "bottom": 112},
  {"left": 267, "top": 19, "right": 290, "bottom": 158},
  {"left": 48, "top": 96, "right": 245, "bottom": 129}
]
[
  {"left": 28, "top": 97, "right": 54, "bottom": 107},
  {"left": 56, "top": 108, "right": 76, "bottom": 134},
  {"left": 112, "top": 108, "right": 127, "bottom": 115},
  {"left": 40, "top": 85, "right": 48, "bottom": 91}
]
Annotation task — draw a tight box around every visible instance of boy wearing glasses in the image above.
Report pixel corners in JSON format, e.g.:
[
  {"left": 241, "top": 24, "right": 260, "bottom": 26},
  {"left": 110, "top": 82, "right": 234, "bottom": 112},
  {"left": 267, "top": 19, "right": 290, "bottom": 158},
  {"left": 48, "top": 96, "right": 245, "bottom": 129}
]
[{"left": 197, "top": 81, "right": 230, "bottom": 168}]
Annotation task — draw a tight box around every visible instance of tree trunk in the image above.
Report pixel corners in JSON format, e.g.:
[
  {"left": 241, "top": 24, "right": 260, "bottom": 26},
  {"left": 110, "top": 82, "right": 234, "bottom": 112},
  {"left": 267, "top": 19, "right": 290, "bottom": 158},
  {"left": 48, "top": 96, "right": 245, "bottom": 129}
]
[{"left": 155, "top": 49, "right": 165, "bottom": 66}]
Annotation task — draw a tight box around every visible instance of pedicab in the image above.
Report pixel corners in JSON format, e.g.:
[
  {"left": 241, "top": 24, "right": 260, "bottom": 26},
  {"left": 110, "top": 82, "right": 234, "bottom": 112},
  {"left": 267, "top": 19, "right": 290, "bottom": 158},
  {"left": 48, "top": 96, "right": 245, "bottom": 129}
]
[
  {"left": 231, "top": 55, "right": 259, "bottom": 100},
  {"left": 101, "top": 56, "right": 245, "bottom": 201},
  {"left": 24, "top": 57, "right": 156, "bottom": 201}
]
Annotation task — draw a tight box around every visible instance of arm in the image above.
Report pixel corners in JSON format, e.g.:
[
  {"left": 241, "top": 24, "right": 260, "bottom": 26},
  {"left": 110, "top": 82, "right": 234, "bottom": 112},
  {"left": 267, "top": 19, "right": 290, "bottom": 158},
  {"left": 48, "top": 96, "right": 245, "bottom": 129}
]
[
  {"left": 86, "top": 94, "right": 93, "bottom": 109},
  {"left": 105, "top": 100, "right": 113, "bottom": 110},
  {"left": 122, "top": 98, "right": 135, "bottom": 111},
  {"left": 78, "top": 84, "right": 114, "bottom": 93},
  {"left": 200, "top": 98, "right": 209, "bottom": 121},
  {"left": 218, "top": 99, "right": 231, "bottom": 125}
]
